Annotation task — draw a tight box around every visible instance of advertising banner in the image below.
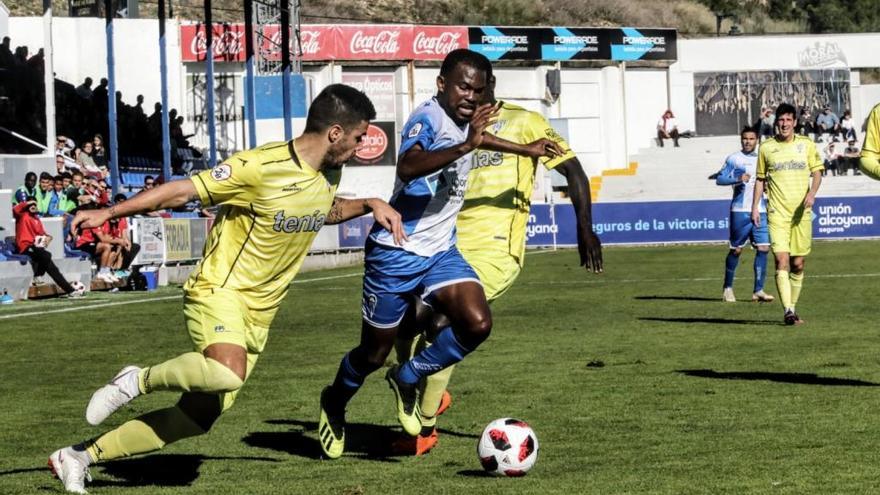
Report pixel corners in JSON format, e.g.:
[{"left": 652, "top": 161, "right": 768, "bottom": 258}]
[
  {"left": 180, "top": 23, "right": 248, "bottom": 62},
  {"left": 341, "top": 73, "right": 396, "bottom": 121},
  {"left": 131, "top": 217, "right": 165, "bottom": 265},
  {"left": 411, "top": 26, "right": 469, "bottom": 60},
  {"left": 540, "top": 27, "right": 610, "bottom": 61},
  {"left": 608, "top": 28, "right": 677, "bottom": 61},
  {"left": 468, "top": 26, "right": 541, "bottom": 61},
  {"left": 189, "top": 219, "right": 208, "bottom": 258},
  {"left": 163, "top": 219, "right": 193, "bottom": 262},
  {"left": 525, "top": 196, "right": 880, "bottom": 246},
  {"left": 350, "top": 121, "right": 396, "bottom": 166},
  {"left": 68, "top": 0, "right": 100, "bottom": 17}
]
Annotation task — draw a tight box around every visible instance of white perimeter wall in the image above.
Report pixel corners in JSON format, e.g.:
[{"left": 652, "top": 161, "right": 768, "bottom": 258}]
[
  {"left": 9, "top": 17, "right": 184, "bottom": 120},
  {"left": 0, "top": 2, "right": 9, "bottom": 39}
]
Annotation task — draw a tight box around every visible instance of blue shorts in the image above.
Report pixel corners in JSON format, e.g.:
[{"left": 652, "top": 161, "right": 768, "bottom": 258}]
[
  {"left": 729, "top": 211, "right": 769, "bottom": 249},
  {"left": 361, "top": 241, "right": 482, "bottom": 328}
]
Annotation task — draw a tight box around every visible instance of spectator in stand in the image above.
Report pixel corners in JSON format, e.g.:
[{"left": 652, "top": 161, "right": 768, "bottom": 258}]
[
  {"left": 823, "top": 138, "right": 841, "bottom": 176},
  {"left": 47, "top": 174, "right": 77, "bottom": 217},
  {"left": 13, "top": 172, "right": 37, "bottom": 205},
  {"left": 76, "top": 77, "right": 93, "bottom": 99},
  {"left": 843, "top": 139, "right": 861, "bottom": 176},
  {"left": 13, "top": 196, "right": 83, "bottom": 297},
  {"left": 92, "top": 134, "right": 107, "bottom": 168},
  {"left": 797, "top": 108, "right": 814, "bottom": 139},
  {"left": 109, "top": 193, "right": 141, "bottom": 273},
  {"left": 138, "top": 175, "right": 165, "bottom": 217},
  {"left": 36, "top": 172, "right": 54, "bottom": 215},
  {"left": 67, "top": 172, "right": 87, "bottom": 204},
  {"left": 840, "top": 110, "right": 857, "bottom": 142},
  {"left": 60, "top": 172, "right": 72, "bottom": 190},
  {"left": 757, "top": 107, "right": 775, "bottom": 141},
  {"left": 815, "top": 106, "right": 840, "bottom": 142},
  {"left": 76, "top": 141, "right": 102, "bottom": 178},
  {"left": 657, "top": 109, "right": 680, "bottom": 148},
  {"left": 75, "top": 206, "right": 122, "bottom": 284}
]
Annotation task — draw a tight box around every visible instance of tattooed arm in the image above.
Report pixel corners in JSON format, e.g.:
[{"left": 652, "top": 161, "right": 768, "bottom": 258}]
[
  {"left": 324, "top": 197, "right": 407, "bottom": 246},
  {"left": 72, "top": 180, "right": 199, "bottom": 232}
]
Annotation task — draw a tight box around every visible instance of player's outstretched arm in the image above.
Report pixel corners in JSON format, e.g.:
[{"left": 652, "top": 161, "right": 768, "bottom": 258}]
[
  {"left": 325, "top": 197, "right": 407, "bottom": 246},
  {"left": 481, "top": 135, "right": 564, "bottom": 159},
  {"left": 397, "top": 103, "right": 499, "bottom": 182},
  {"left": 556, "top": 158, "right": 602, "bottom": 273},
  {"left": 71, "top": 180, "right": 198, "bottom": 232}
]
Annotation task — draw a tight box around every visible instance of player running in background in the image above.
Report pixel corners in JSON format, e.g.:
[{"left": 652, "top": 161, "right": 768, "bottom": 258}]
[
  {"left": 392, "top": 73, "right": 603, "bottom": 455},
  {"left": 715, "top": 126, "right": 774, "bottom": 303},
  {"left": 752, "top": 103, "right": 823, "bottom": 326},
  {"left": 48, "top": 85, "right": 404, "bottom": 494},
  {"left": 860, "top": 103, "right": 880, "bottom": 180},
  {"left": 317, "top": 49, "right": 562, "bottom": 459}
]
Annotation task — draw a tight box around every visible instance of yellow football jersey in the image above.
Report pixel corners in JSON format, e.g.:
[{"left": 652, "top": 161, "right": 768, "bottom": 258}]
[
  {"left": 456, "top": 101, "right": 576, "bottom": 265},
  {"left": 862, "top": 103, "right": 880, "bottom": 156},
  {"left": 756, "top": 135, "right": 823, "bottom": 219},
  {"left": 187, "top": 140, "right": 340, "bottom": 314}
]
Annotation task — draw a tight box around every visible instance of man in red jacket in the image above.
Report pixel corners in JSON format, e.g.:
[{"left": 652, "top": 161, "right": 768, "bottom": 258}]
[{"left": 13, "top": 197, "right": 83, "bottom": 297}]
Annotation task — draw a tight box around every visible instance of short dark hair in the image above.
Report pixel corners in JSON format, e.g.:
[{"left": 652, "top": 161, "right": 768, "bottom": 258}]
[
  {"left": 741, "top": 126, "right": 758, "bottom": 137},
  {"left": 144, "top": 175, "right": 154, "bottom": 183},
  {"left": 114, "top": 193, "right": 127, "bottom": 203},
  {"left": 775, "top": 103, "right": 797, "bottom": 121},
  {"left": 440, "top": 48, "right": 492, "bottom": 81},
  {"left": 25, "top": 171, "right": 37, "bottom": 181},
  {"left": 304, "top": 84, "right": 376, "bottom": 134},
  {"left": 54, "top": 175, "right": 63, "bottom": 182},
  {"left": 39, "top": 172, "right": 53, "bottom": 181}
]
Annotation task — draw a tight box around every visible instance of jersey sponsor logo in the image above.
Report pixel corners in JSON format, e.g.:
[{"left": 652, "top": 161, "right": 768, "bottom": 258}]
[
  {"left": 282, "top": 183, "right": 303, "bottom": 193},
  {"left": 214, "top": 325, "right": 225, "bottom": 333},
  {"left": 771, "top": 160, "right": 807, "bottom": 171},
  {"left": 211, "top": 164, "right": 232, "bottom": 181},
  {"left": 407, "top": 122, "right": 423, "bottom": 138},
  {"left": 474, "top": 150, "right": 504, "bottom": 168},
  {"left": 492, "top": 119, "right": 507, "bottom": 133},
  {"left": 272, "top": 210, "right": 327, "bottom": 233}
]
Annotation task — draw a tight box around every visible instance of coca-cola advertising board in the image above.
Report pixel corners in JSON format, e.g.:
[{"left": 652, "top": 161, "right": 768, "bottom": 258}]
[
  {"left": 334, "top": 25, "right": 413, "bottom": 60},
  {"left": 341, "top": 73, "right": 396, "bottom": 121},
  {"left": 260, "top": 24, "right": 338, "bottom": 62},
  {"left": 410, "top": 26, "right": 469, "bottom": 60},
  {"left": 180, "top": 23, "right": 247, "bottom": 62},
  {"left": 350, "top": 121, "right": 396, "bottom": 166}
]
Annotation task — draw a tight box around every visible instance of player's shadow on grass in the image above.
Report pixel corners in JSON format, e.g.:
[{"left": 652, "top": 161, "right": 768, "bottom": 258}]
[
  {"left": 639, "top": 316, "right": 780, "bottom": 326},
  {"left": 678, "top": 369, "right": 880, "bottom": 386},
  {"left": 635, "top": 295, "right": 724, "bottom": 302},
  {"left": 90, "top": 454, "right": 279, "bottom": 488}
]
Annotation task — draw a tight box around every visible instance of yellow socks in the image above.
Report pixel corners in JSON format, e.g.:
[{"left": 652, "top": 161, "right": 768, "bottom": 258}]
[
  {"left": 420, "top": 365, "right": 455, "bottom": 426},
  {"left": 789, "top": 271, "right": 804, "bottom": 307},
  {"left": 775, "top": 270, "right": 793, "bottom": 310},
  {"left": 142, "top": 352, "right": 244, "bottom": 394},
  {"left": 86, "top": 406, "right": 206, "bottom": 462}
]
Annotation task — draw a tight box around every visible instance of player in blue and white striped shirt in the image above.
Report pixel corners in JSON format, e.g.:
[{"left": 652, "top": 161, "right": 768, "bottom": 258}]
[{"left": 715, "top": 126, "right": 774, "bottom": 303}]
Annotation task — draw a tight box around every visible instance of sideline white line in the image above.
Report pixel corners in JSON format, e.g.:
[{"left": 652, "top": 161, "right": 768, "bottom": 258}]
[{"left": 0, "top": 272, "right": 363, "bottom": 321}]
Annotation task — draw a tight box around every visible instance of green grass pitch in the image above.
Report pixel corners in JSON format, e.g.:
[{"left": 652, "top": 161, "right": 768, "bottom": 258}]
[{"left": 2, "top": 240, "right": 880, "bottom": 494}]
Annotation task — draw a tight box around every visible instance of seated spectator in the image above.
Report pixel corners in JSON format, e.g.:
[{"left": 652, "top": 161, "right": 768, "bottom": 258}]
[
  {"left": 815, "top": 106, "right": 840, "bottom": 142},
  {"left": 797, "top": 108, "right": 814, "bottom": 138},
  {"left": 12, "top": 171, "right": 37, "bottom": 205},
  {"left": 92, "top": 134, "right": 107, "bottom": 168},
  {"left": 47, "top": 174, "right": 77, "bottom": 217},
  {"left": 36, "top": 172, "right": 54, "bottom": 215},
  {"left": 66, "top": 172, "right": 89, "bottom": 206},
  {"left": 139, "top": 175, "right": 166, "bottom": 217},
  {"left": 656, "top": 109, "right": 680, "bottom": 148},
  {"left": 13, "top": 197, "right": 83, "bottom": 297},
  {"left": 74, "top": 206, "right": 123, "bottom": 283},
  {"left": 757, "top": 107, "right": 775, "bottom": 140},
  {"left": 823, "top": 139, "right": 842, "bottom": 176},
  {"left": 843, "top": 139, "right": 861, "bottom": 176},
  {"left": 76, "top": 141, "right": 105, "bottom": 180},
  {"left": 109, "top": 194, "right": 141, "bottom": 273},
  {"left": 840, "top": 110, "right": 857, "bottom": 142}
]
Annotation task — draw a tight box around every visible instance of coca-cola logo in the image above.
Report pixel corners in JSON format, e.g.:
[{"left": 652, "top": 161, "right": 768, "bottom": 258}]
[
  {"left": 350, "top": 30, "right": 400, "bottom": 55},
  {"left": 190, "top": 29, "right": 244, "bottom": 59},
  {"left": 299, "top": 30, "right": 321, "bottom": 55},
  {"left": 355, "top": 124, "right": 389, "bottom": 162},
  {"left": 413, "top": 31, "right": 462, "bottom": 55}
]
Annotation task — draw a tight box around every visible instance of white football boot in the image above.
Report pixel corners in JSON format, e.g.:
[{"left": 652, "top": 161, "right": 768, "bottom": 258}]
[
  {"left": 85, "top": 365, "right": 142, "bottom": 425},
  {"left": 48, "top": 447, "right": 92, "bottom": 494},
  {"left": 722, "top": 287, "right": 736, "bottom": 302}
]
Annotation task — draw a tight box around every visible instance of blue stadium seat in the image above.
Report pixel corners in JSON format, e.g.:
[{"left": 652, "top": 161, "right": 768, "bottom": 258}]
[{"left": 0, "top": 238, "right": 29, "bottom": 265}]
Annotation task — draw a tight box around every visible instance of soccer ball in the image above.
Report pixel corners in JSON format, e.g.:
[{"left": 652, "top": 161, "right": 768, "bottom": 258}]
[
  {"left": 70, "top": 280, "right": 86, "bottom": 297},
  {"left": 477, "top": 418, "right": 539, "bottom": 477}
]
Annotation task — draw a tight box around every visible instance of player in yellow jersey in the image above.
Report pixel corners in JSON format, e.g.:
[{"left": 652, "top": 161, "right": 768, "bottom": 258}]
[
  {"left": 392, "top": 74, "right": 603, "bottom": 455},
  {"left": 751, "top": 103, "right": 823, "bottom": 326},
  {"left": 859, "top": 103, "right": 880, "bottom": 180},
  {"left": 47, "top": 84, "right": 405, "bottom": 494}
]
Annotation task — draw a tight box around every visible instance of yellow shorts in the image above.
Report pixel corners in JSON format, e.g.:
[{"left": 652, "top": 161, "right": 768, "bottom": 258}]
[
  {"left": 768, "top": 210, "right": 813, "bottom": 257},
  {"left": 459, "top": 249, "right": 522, "bottom": 302},
  {"left": 183, "top": 288, "right": 272, "bottom": 356}
]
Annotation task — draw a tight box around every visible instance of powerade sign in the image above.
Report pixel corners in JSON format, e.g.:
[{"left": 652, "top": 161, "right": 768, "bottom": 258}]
[
  {"left": 469, "top": 26, "right": 677, "bottom": 62},
  {"left": 525, "top": 196, "right": 879, "bottom": 246}
]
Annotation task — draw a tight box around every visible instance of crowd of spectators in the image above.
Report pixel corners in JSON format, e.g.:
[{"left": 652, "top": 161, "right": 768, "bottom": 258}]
[{"left": 1, "top": 35, "right": 204, "bottom": 174}]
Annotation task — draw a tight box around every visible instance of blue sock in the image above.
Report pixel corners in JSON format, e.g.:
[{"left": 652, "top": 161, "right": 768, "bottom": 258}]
[
  {"left": 328, "top": 353, "right": 367, "bottom": 411},
  {"left": 754, "top": 250, "right": 768, "bottom": 292},
  {"left": 724, "top": 251, "right": 739, "bottom": 289},
  {"left": 398, "top": 327, "right": 473, "bottom": 385}
]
